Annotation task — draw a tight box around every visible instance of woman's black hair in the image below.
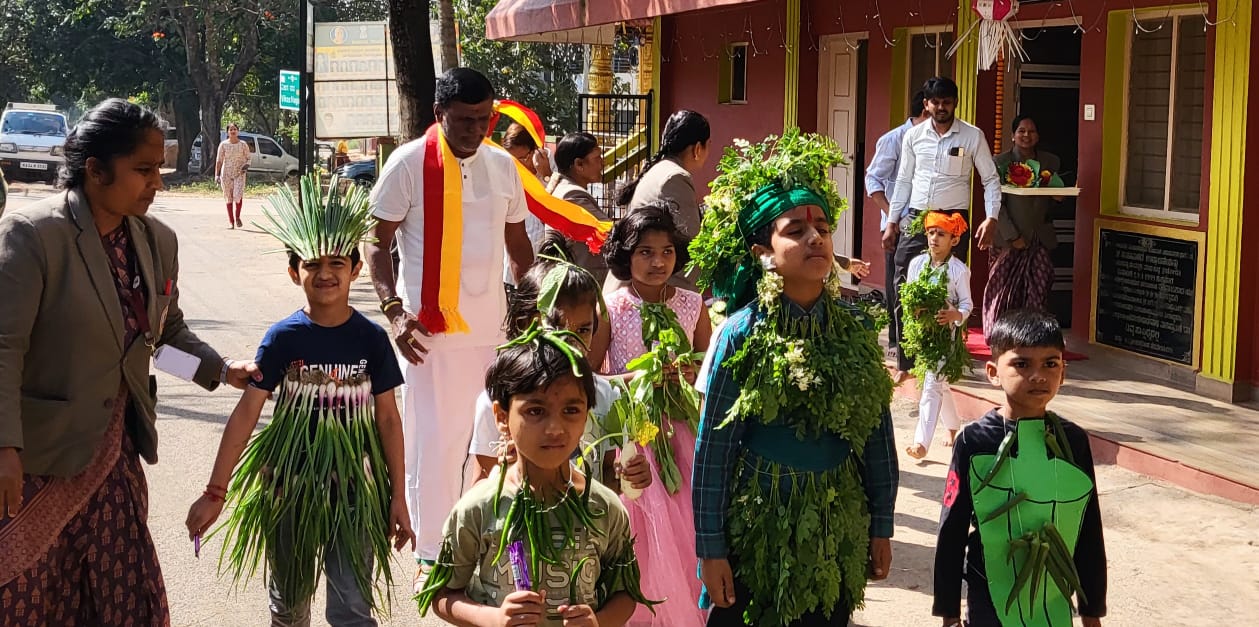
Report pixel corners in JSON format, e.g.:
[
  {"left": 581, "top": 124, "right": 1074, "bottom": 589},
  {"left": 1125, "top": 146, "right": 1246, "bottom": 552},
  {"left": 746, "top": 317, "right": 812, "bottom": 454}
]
[
  {"left": 616, "top": 110, "right": 710, "bottom": 206},
  {"left": 435, "top": 67, "right": 495, "bottom": 109},
  {"left": 554, "top": 132, "right": 600, "bottom": 175},
  {"left": 504, "top": 254, "right": 602, "bottom": 340},
  {"left": 59, "top": 98, "right": 166, "bottom": 189},
  {"left": 484, "top": 337, "right": 596, "bottom": 410},
  {"left": 286, "top": 247, "right": 363, "bottom": 272},
  {"left": 1010, "top": 114, "right": 1038, "bottom": 135},
  {"left": 603, "top": 202, "right": 692, "bottom": 281},
  {"left": 986, "top": 310, "right": 1066, "bottom": 357}
]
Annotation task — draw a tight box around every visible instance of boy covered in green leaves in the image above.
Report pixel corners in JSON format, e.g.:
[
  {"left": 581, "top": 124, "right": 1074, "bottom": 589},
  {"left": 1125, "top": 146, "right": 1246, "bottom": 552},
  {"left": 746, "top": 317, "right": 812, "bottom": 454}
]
[{"left": 933, "top": 310, "right": 1107, "bottom": 627}]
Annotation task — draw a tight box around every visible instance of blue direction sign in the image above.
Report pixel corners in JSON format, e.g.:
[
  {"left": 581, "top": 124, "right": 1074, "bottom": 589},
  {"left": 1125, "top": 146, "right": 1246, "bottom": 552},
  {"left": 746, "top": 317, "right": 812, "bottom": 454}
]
[{"left": 279, "top": 70, "right": 301, "bottom": 111}]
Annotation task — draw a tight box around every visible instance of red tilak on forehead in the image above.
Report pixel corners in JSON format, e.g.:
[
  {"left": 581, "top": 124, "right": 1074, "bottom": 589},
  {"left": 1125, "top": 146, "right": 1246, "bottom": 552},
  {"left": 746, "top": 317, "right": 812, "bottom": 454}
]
[{"left": 807, "top": 206, "right": 817, "bottom": 222}]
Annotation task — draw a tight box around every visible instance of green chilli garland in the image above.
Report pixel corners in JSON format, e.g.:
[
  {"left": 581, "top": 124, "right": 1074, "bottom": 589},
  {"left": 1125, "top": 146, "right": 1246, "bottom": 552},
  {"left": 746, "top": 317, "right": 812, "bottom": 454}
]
[
  {"left": 212, "top": 368, "right": 396, "bottom": 613},
  {"left": 414, "top": 464, "right": 660, "bottom": 617},
  {"left": 898, "top": 264, "right": 972, "bottom": 384}
]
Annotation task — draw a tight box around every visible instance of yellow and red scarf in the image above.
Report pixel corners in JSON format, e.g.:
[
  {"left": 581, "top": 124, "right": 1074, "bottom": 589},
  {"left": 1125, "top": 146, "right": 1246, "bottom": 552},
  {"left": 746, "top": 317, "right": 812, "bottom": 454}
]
[{"left": 418, "top": 101, "right": 611, "bottom": 334}]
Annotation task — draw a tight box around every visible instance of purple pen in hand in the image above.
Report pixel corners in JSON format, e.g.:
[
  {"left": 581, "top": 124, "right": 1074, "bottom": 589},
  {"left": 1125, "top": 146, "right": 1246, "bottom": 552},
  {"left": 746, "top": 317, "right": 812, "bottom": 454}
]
[
  {"left": 194, "top": 534, "right": 201, "bottom": 559},
  {"left": 507, "top": 540, "right": 531, "bottom": 591}
]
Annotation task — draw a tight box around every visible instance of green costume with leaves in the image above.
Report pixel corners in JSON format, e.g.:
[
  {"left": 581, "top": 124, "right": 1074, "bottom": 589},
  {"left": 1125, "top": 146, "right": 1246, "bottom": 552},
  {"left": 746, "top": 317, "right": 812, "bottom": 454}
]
[
  {"left": 969, "top": 416, "right": 1094, "bottom": 626},
  {"left": 690, "top": 131, "right": 898, "bottom": 626}
]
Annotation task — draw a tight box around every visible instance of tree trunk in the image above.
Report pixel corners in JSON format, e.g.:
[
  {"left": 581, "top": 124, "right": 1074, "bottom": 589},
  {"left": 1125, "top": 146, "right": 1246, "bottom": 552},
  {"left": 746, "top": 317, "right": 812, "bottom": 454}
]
[
  {"left": 199, "top": 92, "right": 224, "bottom": 176},
  {"left": 437, "top": 0, "right": 458, "bottom": 72},
  {"left": 388, "top": 0, "right": 436, "bottom": 141},
  {"left": 173, "top": 90, "right": 200, "bottom": 173}
]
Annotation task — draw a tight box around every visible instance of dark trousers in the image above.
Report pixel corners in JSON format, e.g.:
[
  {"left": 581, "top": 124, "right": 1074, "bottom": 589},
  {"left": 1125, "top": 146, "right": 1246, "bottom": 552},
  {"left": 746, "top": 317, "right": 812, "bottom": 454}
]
[
  {"left": 892, "top": 209, "right": 970, "bottom": 372},
  {"left": 706, "top": 572, "right": 853, "bottom": 627},
  {"left": 884, "top": 248, "right": 899, "bottom": 349}
]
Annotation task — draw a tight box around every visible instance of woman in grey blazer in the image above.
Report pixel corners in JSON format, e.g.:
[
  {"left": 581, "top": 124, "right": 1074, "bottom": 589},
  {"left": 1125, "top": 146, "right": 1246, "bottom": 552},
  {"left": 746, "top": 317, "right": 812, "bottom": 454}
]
[
  {"left": 610, "top": 110, "right": 710, "bottom": 292},
  {"left": 983, "top": 115, "right": 1063, "bottom": 334},
  {"left": 0, "top": 99, "right": 256, "bottom": 625}
]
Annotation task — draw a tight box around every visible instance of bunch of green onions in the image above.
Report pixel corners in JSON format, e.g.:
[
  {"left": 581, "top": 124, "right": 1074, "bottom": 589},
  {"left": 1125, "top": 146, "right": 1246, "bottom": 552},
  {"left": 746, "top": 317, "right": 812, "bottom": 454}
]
[
  {"left": 256, "top": 172, "right": 376, "bottom": 260},
  {"left": 212, "top": 368, "right": 396, "bottom": 613}
]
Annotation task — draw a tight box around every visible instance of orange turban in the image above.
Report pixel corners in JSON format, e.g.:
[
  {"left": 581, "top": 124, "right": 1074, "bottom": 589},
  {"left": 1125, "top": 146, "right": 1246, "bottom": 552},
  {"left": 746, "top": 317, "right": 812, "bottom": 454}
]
[{"left": 924, "top": 211, "right": 969, "bottom": 237}]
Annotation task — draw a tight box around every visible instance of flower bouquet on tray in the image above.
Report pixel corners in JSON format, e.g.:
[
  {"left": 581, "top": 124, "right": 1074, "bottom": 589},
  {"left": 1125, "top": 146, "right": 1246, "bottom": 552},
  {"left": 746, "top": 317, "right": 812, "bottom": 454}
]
[{"left": 999, "top": 159, "right": 1081, "bottom": 197}]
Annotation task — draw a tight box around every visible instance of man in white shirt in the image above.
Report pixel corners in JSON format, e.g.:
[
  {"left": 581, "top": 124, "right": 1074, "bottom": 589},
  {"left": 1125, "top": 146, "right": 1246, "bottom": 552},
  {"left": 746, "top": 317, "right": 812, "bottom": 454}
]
[
  {"left": 365, "top": 68, "right": 534, "bottom": 585},
  {"left": 880, "top": 76, "right": 1001, "bottom": 376},
  {"left": 865, "top": 89, "right": 929, "bottom": 364}
]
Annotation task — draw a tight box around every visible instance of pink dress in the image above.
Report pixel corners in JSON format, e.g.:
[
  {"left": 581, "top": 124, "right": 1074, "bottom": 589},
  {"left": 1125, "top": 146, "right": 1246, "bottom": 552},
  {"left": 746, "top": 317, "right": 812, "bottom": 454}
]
[{"left": 605, "top": 286, "right": 706, "bottom": 626}]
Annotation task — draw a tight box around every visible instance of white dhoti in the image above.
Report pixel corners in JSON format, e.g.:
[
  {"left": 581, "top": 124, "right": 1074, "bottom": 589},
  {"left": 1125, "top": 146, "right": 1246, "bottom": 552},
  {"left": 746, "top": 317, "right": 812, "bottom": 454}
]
[{"left": 400, "top": 345, "right": 498, "bottom": 560}]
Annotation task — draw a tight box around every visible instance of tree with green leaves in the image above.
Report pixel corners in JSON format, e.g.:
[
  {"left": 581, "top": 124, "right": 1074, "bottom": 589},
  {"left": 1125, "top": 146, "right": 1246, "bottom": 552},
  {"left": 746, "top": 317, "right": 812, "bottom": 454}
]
[{"left": 454, "top": 0, "right": 583, "bottom": 134}]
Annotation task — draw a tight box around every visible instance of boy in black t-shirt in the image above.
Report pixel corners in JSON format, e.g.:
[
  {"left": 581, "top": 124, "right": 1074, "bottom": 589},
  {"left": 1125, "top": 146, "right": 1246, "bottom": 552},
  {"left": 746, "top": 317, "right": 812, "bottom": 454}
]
[
  {"left": 187, "top": 179, "right": 415, "bottom": 625},
  {"left": 933, "top": 310, "right": 1106, "bottom": 627}
]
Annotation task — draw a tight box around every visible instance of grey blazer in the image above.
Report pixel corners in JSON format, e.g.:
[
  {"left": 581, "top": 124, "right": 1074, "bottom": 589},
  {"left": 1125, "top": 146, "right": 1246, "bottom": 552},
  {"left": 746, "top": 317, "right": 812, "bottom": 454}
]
[
  {"left": 993, "top": 150, "right": 1061, "bottom": 251},
  {"left": 549, "top": 174, "right": 610, "bottom": 285},
  {"left": 0, "top": 189, "right": 223, "bottom": 476},
  {"left": 628, "top": 157, "right": 702, "bottom": 239}
]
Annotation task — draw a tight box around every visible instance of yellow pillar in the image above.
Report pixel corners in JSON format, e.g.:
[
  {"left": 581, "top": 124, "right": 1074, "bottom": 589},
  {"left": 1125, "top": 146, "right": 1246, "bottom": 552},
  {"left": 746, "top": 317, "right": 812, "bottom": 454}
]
[
  {"left": 1201, "top": 0, "right": 1253, "bottom": 394},
  {"left": 587, "top": 44, "right": 614, "bottom": 130},
  {"left": 953, "top": 0, "right": 978, "bottom": 124},
  {"left": 783, "top": 0, "right": 801, "bottom": 130}
]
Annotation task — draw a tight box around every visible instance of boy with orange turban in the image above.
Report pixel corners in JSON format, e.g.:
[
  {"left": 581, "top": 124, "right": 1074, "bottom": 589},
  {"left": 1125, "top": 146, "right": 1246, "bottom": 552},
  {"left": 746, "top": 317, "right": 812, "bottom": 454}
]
[{"left": 902, "top": 211, "right": 972, "bottom": 459}]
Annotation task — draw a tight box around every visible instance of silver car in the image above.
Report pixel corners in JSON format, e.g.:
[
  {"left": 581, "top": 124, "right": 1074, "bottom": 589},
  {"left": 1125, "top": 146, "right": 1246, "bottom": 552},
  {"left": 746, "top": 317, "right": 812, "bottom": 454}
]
[{"left": 189, "top": 130, "right": 298, "bottom": 179}]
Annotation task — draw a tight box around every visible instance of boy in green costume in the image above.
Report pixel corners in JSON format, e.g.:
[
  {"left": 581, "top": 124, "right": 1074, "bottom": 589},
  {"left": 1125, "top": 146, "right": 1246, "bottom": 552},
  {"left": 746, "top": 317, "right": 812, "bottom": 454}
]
[
  {"left": 691, "top": 130, "right": 898, "bottom": 627},
  {"left": 933, "top": 310, "right": 1107, "bottom": 626}
]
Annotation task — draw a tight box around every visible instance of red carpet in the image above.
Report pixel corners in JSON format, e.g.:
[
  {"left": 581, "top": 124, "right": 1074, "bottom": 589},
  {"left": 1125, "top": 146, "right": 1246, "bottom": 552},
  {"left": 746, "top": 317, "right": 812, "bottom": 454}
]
[{"left": 965, "top": 329, "right": 1088, "bottom": 361}]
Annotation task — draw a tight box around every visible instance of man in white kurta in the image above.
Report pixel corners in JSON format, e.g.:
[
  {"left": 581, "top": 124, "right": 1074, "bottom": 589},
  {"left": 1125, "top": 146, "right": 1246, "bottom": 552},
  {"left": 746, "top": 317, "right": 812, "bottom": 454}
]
[{"left": 366, "top": 69, "right": 533, "bottom": 577}]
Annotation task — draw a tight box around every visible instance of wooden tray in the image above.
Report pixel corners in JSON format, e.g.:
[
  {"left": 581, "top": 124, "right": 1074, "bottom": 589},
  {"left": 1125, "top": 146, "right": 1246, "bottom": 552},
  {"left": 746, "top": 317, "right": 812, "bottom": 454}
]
[{"left": 1001, "top": 185, "right": 1082, "bottom": 197}]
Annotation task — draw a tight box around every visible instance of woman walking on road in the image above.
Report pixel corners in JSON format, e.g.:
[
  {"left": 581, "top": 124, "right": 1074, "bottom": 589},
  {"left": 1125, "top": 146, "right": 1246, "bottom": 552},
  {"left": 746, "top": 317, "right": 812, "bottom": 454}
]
[
  {"left": 215, "top": 122, "right": 251, "bottom": 229},
  {"left": 0, "top": 99, "right": 259, "bottom": 626}
]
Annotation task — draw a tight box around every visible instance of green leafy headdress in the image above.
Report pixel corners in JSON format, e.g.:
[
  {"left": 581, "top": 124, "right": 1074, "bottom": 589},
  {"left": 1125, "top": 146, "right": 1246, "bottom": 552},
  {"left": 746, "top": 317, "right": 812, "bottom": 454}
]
[
  {"left": 257, "top": 173, "right": 376, "bottom": 260},
  {"left": 688, "top": 129, "right": 849, "bottom": 311}
]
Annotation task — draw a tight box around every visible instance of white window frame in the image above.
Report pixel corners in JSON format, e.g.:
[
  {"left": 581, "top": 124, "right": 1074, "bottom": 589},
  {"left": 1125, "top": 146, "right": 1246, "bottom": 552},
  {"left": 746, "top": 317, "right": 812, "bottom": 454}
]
[
  {"left": 1118, "top": 7, "right": 1207, "bottom": 223},
  {"left": 905, "top": 25, "right": 955, "bottom": 84}
]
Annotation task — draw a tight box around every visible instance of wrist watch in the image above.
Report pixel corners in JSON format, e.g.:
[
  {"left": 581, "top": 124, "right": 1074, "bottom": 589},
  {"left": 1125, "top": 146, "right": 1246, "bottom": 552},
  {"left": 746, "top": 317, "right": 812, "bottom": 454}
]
[{"left": 219, "top": 358, "right": 233, "bottom": 383}]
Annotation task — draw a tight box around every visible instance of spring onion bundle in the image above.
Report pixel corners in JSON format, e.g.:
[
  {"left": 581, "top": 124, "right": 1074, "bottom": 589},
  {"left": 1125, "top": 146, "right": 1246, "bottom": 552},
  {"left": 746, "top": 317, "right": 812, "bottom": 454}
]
[
  {"left": 256, "top": 172, "right": 376, "bottom": 260},
  {"left": 212, "top": 368, "right": 396, "bottom": 613}
]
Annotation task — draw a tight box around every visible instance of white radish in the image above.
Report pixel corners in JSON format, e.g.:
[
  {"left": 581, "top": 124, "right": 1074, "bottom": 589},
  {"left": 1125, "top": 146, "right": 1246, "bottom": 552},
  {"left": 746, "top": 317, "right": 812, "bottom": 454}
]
[{"left": 620, "top": 440, "right": 643, "bottom": 500}]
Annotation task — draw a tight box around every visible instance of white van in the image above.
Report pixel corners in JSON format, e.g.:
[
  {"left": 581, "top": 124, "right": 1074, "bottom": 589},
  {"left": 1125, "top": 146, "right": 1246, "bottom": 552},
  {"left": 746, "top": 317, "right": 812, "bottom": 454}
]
[
  {"left": 190, "top": 131, "right": 298, "bottom": 178},
  {"left": 0, "top": 103, "right": 69, "bottom": 185}
]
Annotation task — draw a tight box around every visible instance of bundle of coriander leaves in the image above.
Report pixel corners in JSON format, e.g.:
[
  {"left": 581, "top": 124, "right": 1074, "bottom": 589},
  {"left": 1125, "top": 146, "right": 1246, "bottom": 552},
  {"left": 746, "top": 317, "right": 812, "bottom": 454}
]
[{"left": 898, "top": 264, "right": 972, "bottom": 384}]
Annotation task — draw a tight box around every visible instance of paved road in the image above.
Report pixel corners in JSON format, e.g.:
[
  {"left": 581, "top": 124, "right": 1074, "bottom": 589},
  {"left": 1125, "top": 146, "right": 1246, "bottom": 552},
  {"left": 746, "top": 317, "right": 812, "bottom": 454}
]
[{"left": 6, "top": 183, "right": 1257, "bottom": 626}]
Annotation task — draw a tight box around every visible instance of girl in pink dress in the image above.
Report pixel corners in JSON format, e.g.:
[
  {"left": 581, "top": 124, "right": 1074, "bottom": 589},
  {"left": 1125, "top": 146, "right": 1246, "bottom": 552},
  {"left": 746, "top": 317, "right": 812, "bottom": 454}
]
[{"left": 593, "top": 203, "right": 713, "bottom": 626}]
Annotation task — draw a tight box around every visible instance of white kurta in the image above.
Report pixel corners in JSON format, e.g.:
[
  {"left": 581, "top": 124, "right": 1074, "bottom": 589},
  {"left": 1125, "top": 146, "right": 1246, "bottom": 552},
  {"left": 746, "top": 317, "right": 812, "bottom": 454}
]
[{"left": 370, "top": 138, "right": 527, "bottom": 559}]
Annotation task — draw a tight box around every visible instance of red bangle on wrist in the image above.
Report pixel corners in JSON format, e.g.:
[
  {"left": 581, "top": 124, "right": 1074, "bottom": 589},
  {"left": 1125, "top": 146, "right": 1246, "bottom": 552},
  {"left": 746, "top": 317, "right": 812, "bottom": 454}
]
[{"left": 202, "top": 490, "right": 225, "bottom": 503}]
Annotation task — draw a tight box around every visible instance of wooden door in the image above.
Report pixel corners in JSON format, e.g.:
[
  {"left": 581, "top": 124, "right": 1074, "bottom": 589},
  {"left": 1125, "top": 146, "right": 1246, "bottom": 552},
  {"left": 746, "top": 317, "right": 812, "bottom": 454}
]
[{"left": 818, "top": 36, "right": 862, "bottom": 261}]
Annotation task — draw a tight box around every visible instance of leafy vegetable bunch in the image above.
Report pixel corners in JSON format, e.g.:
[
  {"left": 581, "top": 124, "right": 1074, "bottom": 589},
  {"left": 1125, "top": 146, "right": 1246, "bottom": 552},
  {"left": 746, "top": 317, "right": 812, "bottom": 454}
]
[
  {"left": 611, "top": 302, "right": 702, "bottom": 494},
  {"left": 721, "top": 296, "right": 892, "bottom": 450},
  {"left": 898, "top": 264, "right": 971, "bottom": 384},
  {"left": 688, "top": 129, "right": 849, "bottom": 297}
]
